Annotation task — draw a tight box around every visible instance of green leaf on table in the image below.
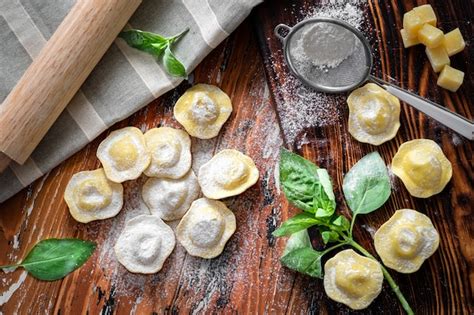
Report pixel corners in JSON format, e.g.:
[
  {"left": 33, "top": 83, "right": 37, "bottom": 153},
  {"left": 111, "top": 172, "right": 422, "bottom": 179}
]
[
  {"left": 273, "top": 213, "right": 319, "bottom": 237},
  {"left": 342, "top": 152, "right": 391, "bottom": 215},
  {"left": 330, "top": 215, "right": 350, "bottom": 232},
  {"left": 280, "top": 230, "right": 325, "bottom": 278},
  {"left": 1, "top": 239, "right": 96, "bottom": 281},
  {"left": 279, "top": 148, "right": 336, "bottom": 216},
  {"left": 321, "top": 230, "right": 340, "bottom": 244},
  {"left": 163, "top": 46, "right": 186, "bottom": 77}
]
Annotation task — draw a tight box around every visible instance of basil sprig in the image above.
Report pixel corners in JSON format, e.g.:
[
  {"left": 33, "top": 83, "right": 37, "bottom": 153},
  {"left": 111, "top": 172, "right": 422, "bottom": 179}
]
[
  {"left": 0, "top": 238, "right": 96, "bottom": 281},
  {"left": 119, "top": 28, "right": 188, "bottom": 77},
  {"left": 273, "top": 148, "right": 414, "bottom": 314}
]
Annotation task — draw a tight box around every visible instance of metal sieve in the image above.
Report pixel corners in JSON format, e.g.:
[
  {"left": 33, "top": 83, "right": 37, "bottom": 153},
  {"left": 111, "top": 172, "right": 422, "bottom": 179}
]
[{"left": 275, "top": 18, "right": 473, "bottom": 140}]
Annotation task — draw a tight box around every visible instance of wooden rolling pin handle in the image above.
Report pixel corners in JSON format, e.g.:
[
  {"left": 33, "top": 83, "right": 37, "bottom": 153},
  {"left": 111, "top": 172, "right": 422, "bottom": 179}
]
[{"left": 0, "top": 0, "right": 142, "bottom": 171}]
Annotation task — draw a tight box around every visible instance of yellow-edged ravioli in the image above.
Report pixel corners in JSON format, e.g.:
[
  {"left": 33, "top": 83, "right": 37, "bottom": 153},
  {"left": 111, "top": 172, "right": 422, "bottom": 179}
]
[
  {"left": 174, "top": 84, "right": 232, "bottom": 139},
  {"left": 144, "top": 127, "right": 191, "bottom": 179},
  {"left": 324, "top": 249, "right": 383, "bottom": 310},
  {"left": 97, "top": 127, "right": 150, "bottom": 183},
  {"left": 374, "top": 209, "right": 439, "bottom": 273},
  {"left": 347, "top": 83, "right": 400, "bottom": 145},
  {"left": 176, "top": 198, "right": 236, "bottom": 259},
  {"left": 198, "top": 149, "right": 259, "bottom": 199},
  {"left": 64, "top": 168, "right": 123, "bottom": 223},
  {"left": 392, "top": 139, "right": 452, "bottom": 198}
]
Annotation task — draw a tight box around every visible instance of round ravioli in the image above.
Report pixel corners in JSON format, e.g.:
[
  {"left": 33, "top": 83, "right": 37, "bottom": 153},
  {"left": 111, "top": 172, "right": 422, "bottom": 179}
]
[
  {"left": 198, "top": 149, "right": 259, "bottom": 199},
  {"left": 97, "top": 127, "right": 150, "bottom": 183},
  {"left": 144, "top": 127, "right": 191, "bottom": 179},
  {"left": 392, "top": 139, "right": 452, "bottom": 198},
  {"left": 176, "top": 198, "right": 236, "bottom": 259},
  {"left": 64, "top": 169, "right": 123, "bottom": 223},
  {"left": 114, "top": 214, "right": 175, "bottom": 274},
  {"left": 142, "top": 170, "right": 200, "bottom": 221},
  {"left": 374, "top": 209, "right": 439, "bottom": 273},
  {"left": 174, "top": 84, "right": 232, "bottom": 139},
  {"left": 324, "top": 249, "right": 383, "bottom": 310},
  {"left": 347, "top": 83, "right": 400, "bottom": 145}
]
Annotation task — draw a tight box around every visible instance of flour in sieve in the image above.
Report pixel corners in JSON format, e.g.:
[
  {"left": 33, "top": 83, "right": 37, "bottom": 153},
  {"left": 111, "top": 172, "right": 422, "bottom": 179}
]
[
  {"left": 273, "top": 0, "right": 368, "bottom": 145},
  {"left": 292, "top": 23, "right": 358, "bottom": 70}
]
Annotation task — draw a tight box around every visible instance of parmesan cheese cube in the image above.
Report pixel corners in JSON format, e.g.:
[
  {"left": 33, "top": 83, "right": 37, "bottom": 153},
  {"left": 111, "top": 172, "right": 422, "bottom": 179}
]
[
  {"left": 425, "top": 46, "right": 450, "bottom": 72},
  {"left": 403, "top": 10, "right": 423, "bottom": 37},
  {"left": 437, "top": 65, "right": 464, "bottom": 92},
  {"left": 400, "top": 29, "right": 421, "bottom": 48},
  {"left": 413, "top": 4, "right": 437, "bottom": 26},
  {"left": 443, "top": 28, "right": 465, "bottom": 56},
  {"left": 418, "top": 24, "right": 444, "bottom": 48}
]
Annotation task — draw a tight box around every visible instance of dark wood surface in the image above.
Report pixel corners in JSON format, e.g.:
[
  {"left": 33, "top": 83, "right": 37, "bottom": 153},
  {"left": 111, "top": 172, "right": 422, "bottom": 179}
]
[{"left": 1, "top": 1, "right": 472, "bottom": 314}]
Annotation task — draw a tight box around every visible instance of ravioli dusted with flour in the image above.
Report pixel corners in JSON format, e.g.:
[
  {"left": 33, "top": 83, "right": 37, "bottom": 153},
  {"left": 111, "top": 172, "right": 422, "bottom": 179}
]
[
  {"left": 144, "top": 127, "right": 191, "bottom": 179},
  {"left": 392, "top": 139, "right": 452, "bottom": 198},
  {"left": 324, "top": 249, "right": 383, "bottom": 310},
  {"left": 347, "top": 83, "right": 400, "bottom": 145},
  {"left": 114, "top": 214, "right": 175, "bottom": 274},
  {"left": 173, "top": 84, "right": 232, "bottom": 139},
  {"left": 374, "top": 209, "right": 439, "bottom": 273},
  {"left": 198, "top": 149, "right": 259, "bottom": 199},
  {"left": 142, "top": 170, "right": 200, "bottom": 221},
  {"left": 97, "top": 127, "right": 150, "bottom": 183},
  {"left": 64, "top": 169, "right": 123, "bottom": 223},
  {"left": 176, "top": 198, "right": 236, "bottom": 259}
]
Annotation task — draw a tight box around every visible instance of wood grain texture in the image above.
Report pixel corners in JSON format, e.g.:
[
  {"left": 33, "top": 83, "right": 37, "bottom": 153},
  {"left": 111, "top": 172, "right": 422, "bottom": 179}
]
[
  {"left": 0, "top": 0, "right": 141, "bottom": 164},
  {"left": 0, "top": 1, "right": 473, "bottom": 314}
]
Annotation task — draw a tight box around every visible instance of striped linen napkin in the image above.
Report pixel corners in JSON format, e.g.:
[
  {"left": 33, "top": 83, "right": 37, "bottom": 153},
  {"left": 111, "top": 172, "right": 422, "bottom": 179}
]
[{"left": 0, "top": 0, "right": 262, "bottom": 203}]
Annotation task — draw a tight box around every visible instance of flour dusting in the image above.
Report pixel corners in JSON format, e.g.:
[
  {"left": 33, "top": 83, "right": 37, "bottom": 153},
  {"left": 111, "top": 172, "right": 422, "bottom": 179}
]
[{"left": 274, "top": 0, "right": 368, "bottom": 146}]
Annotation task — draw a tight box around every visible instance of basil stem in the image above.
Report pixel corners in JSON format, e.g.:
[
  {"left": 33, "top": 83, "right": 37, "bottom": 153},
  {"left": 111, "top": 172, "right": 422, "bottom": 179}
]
[{"left": 347, "top": 239, "right": 414, "bottom": 315}]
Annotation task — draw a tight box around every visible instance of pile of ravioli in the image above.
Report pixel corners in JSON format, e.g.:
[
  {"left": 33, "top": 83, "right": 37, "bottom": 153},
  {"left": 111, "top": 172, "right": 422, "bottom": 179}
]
[{"left": 64, "top": 84, "right": 260, "bottom": 274}]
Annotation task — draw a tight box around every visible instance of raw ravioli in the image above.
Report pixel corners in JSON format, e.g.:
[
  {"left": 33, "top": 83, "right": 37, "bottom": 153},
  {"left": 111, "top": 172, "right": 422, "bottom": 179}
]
[
  {"left": 176, "top": 198, "right": 236, "bottom": 259},
  {"left": 174, "top": 84, "right": 232, "bottom": 139},
  {"left": 347, "top": 83, "right": 400, "bottom": 145},
  {"left": 114, "top": 214, "right": 175, "bottom": 274},
  {"left": 97, "top": 127, "right": 150, "bottom": 183},
  {"left": 142, "top": 170, "right": 200, "bottom": 221},
  {"left": 374, "top": 209, "right": 439, "bottom": 273},
  {"left": 64, "top": 169, "right": 123, "bottom": 223},
  {"left": 198, "top": 149, "right": 259, "bottom": 199},
  {"left": 392, "top": 139, "right": 452, "bottom": 198},
  {"left": 324, "top": 249, "right": 383, "bottom": 310},
  {"left": 144, "top": 127, "right": 191, "bottom": 179}
]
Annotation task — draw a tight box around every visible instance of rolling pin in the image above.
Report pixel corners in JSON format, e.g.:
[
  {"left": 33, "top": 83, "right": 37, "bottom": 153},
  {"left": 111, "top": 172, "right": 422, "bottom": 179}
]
[{"left": 0, "top": 0, "right": 142, "bottom": 172}]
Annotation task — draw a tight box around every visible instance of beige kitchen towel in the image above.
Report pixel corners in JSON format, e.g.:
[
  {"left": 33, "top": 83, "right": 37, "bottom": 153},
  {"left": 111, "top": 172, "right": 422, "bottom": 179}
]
[{"left": 0, "top": 0, "right": 262, "bottom": 203}]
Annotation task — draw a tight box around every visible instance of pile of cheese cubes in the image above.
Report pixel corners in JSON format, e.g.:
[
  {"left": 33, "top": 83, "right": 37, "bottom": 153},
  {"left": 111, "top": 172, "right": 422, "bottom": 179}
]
[{"left": 400, "top": 4, "right": 466, "bottom": 92}]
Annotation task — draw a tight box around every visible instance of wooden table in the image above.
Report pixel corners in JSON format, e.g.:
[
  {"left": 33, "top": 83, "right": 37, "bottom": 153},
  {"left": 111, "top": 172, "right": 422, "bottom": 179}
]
[{"left": 1, "top": 1, "right": 472, "bottom": 313}]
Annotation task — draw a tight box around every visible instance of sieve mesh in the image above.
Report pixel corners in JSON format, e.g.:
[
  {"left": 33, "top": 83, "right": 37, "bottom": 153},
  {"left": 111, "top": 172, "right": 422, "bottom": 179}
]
[{"left": 285, "top": 20, "right": 372, "bottom": 93}]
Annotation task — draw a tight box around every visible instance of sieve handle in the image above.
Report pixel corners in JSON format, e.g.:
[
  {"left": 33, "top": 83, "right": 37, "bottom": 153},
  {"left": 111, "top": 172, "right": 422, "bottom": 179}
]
[
  {"left": 274, "top": 24, "right": 292, "bottom": 41},
  {"left": 372, "top": 76, "right": 474, "bottom": 140}
]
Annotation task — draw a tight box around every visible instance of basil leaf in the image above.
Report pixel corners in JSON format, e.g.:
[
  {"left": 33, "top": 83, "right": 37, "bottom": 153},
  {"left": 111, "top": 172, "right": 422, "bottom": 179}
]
[
  {"left": 163, "top": 46, "right": 186, "bottom": 77},
  {"left": 279, "top": 148, "right": 320, "bottom": 212},
  {"left": 282, "top": 229, "right": 312, "bottom": 255},
  {"left": 343, "top": 152, "right": 391, "bottom": 215},
  {"left": 119, "top": 30, "right": 167, "bottom": 56},
  {"left": 281, "top": 247, "right": 325, "bottom": 278},
  {"left": 280, "top": 230, "right": 324, "bottom": 278},
  {"left": 119, "top": 28, "right": 188, "bottom": 77},
  {"left": 273, "top": 213, "right": 319, "bottom": 237},
  {"left": 17, "top": 239, "right": 96, "bottom": 281},
  {"left": 321, "top": 230, "right": 340, "bottom": 244},
  {"left": 330, "top": 215, "right": 350, "bottom": 232}
]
